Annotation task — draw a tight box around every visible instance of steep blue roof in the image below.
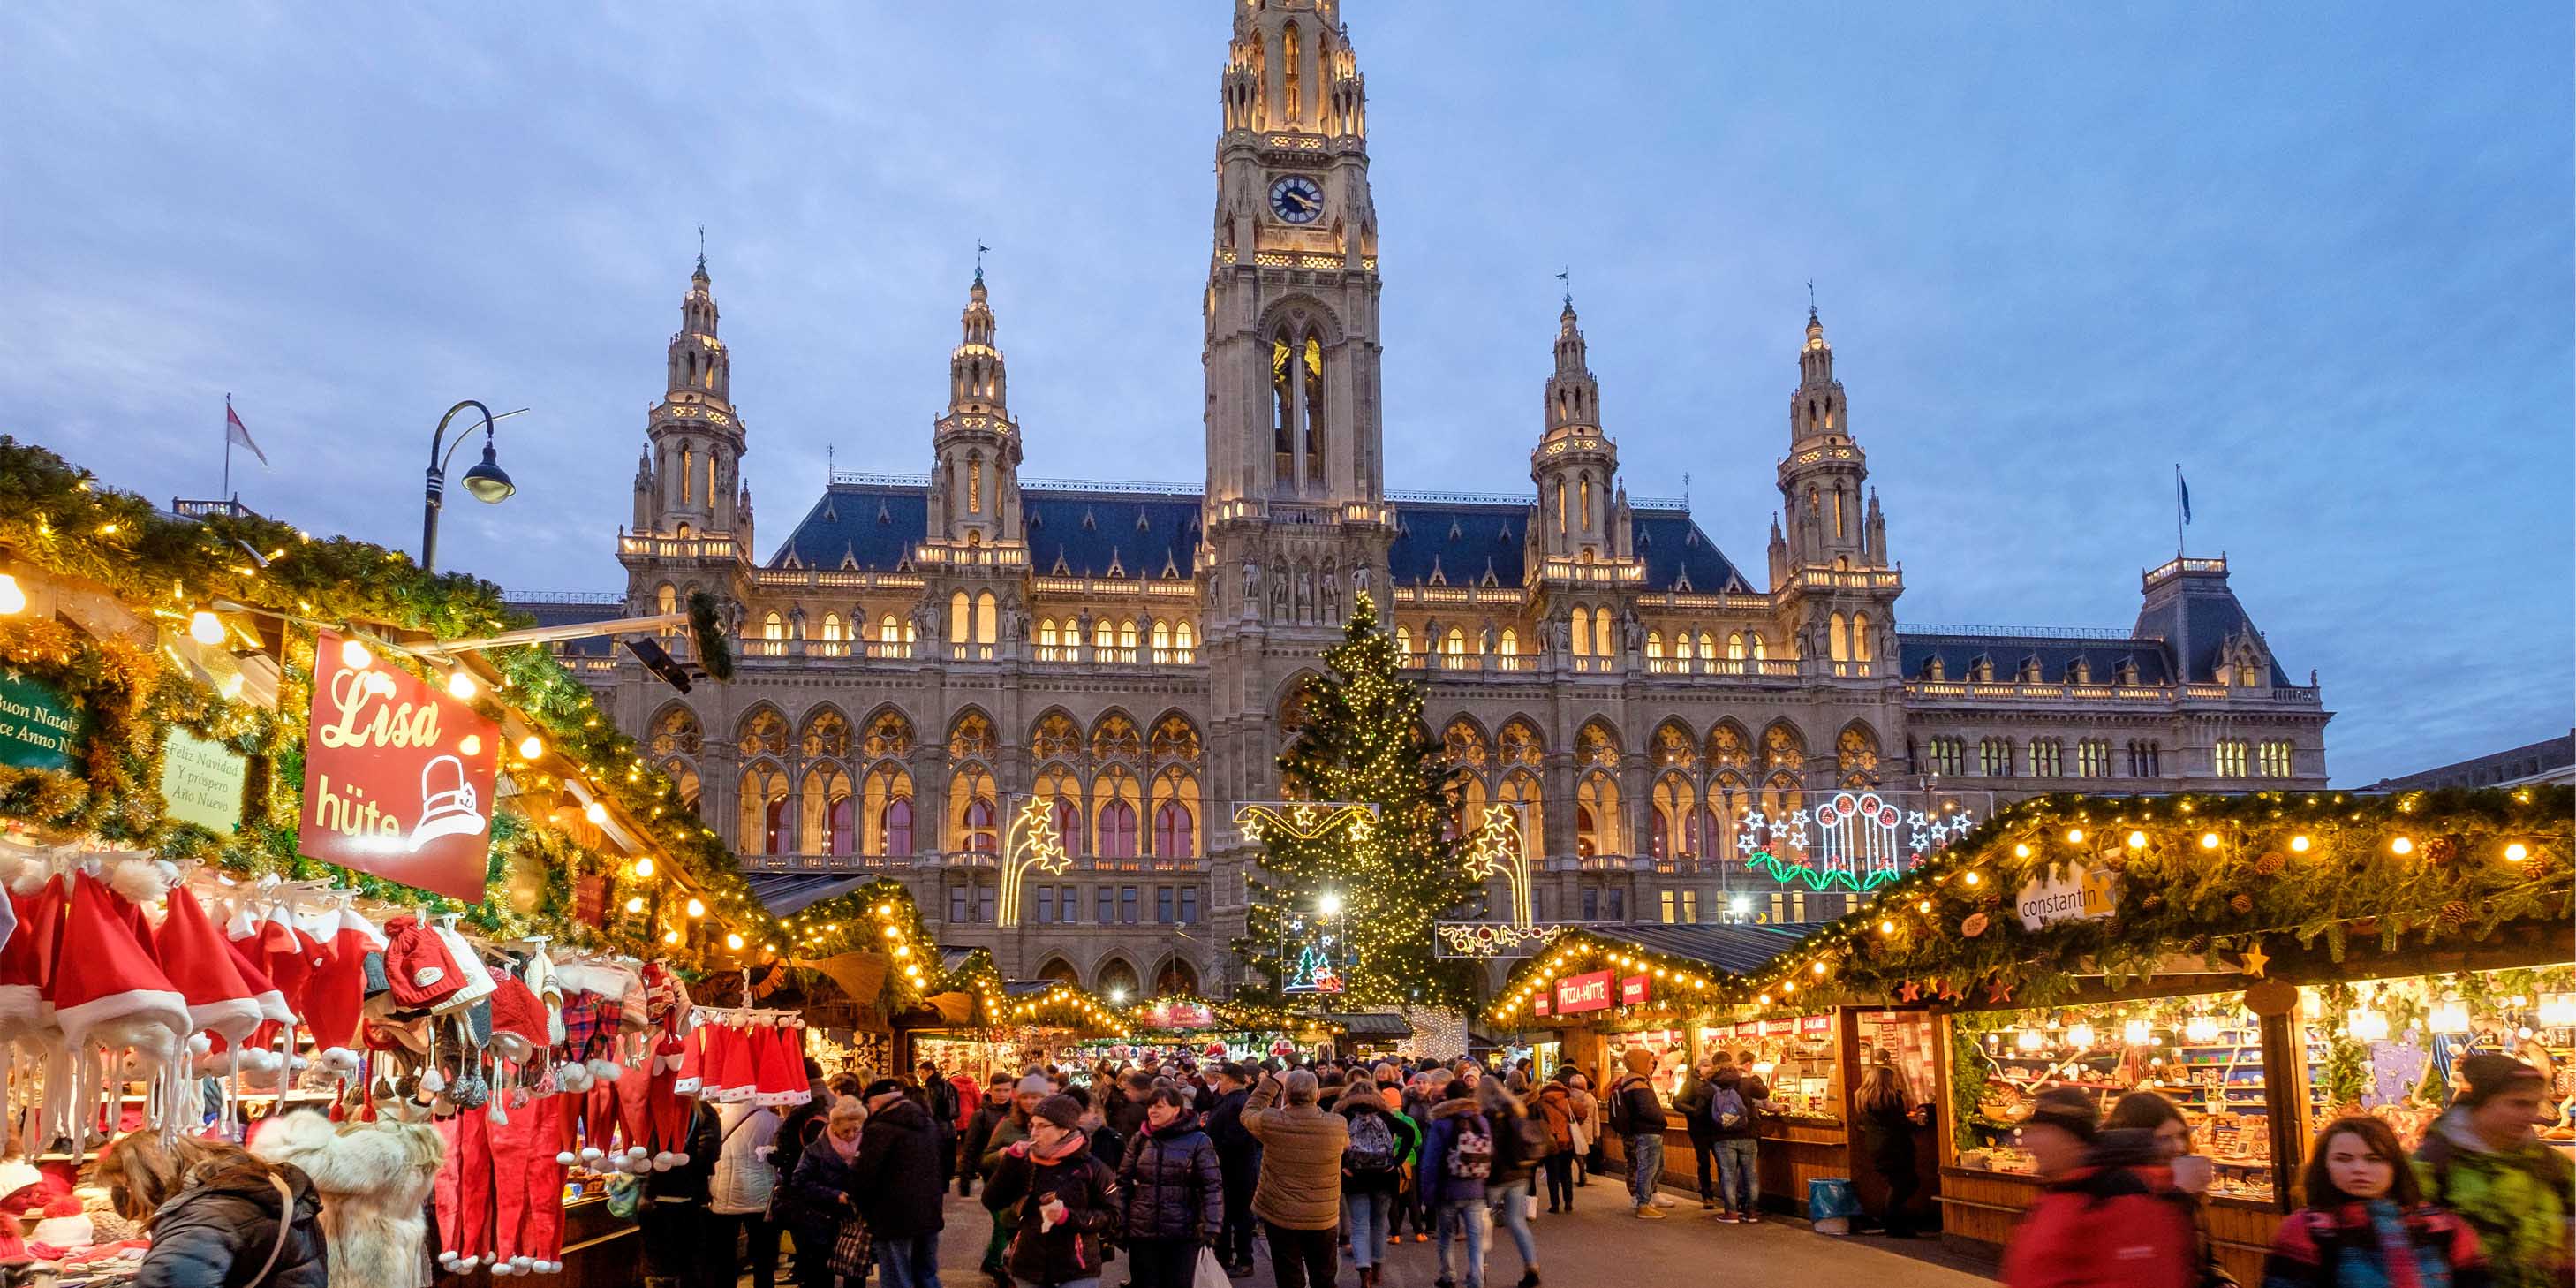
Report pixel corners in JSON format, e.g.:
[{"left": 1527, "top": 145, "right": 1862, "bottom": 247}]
[
  {"left": 1896, "top": 631, "right": 2176, "bottom": 686},
  {"left": 2133, "top": 562, "right": 2285, "bottom": 684},
  {"left": 767, "top": 483, "right": 1749, "bottom": 594}
]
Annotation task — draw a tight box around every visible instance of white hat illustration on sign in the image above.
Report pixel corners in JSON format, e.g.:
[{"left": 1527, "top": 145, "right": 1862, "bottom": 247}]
[{"left": 412, "top": 755, "right": 485, "bottom": 851}]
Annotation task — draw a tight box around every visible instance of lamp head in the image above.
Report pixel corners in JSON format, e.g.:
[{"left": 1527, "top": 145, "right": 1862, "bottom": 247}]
[{"left": 462, "top": 436, "right": 515, "bottom": 503}]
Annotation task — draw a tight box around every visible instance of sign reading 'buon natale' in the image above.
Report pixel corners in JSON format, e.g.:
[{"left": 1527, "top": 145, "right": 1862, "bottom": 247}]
[{"left": 297, "top": 631, "right": 499, "bottom": 903}]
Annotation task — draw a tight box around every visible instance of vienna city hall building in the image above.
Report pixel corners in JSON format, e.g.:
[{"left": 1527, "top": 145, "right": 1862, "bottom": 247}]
[{"left": 523, "top": 0, "right": 2332, "bottom": 1003}]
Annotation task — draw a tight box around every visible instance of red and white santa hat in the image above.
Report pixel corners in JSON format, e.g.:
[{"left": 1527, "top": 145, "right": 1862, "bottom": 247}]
[
  {"left": 0, "top": 873, "right": 65, "bottom": 1043},
  {"left": 706, "top": 1022, "right": 757, "bottom": 1103},
  {"left": 150, "top": 882, "right": 262, "bottom": 1042},
  {"left": 53, "top": 871, "right": 188, "bottom": 1049}
]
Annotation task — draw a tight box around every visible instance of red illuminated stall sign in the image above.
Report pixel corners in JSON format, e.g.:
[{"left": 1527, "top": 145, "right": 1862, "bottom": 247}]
[
  {"left": 1619, "top": 974, "right": 1651, "bottom": 1006},
  {"left": 1555, "top": 970, "right": 1613, "bottom": 1015},
  {"left": 1532, "top": 993, "right": 1552, "bottom": 1018},
  {"left": 297, "top": 630, "right": 500, "bottom": 902}
]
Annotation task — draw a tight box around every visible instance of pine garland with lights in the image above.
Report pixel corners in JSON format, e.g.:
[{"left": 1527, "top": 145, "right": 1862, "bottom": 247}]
[
  {"left": 1488, "top": 787, "right": 2572, "bottom": 1025},
  {"left": 1235, "top": 591, "right": 1475, "bottom": 1009},
  {"left": 0, "top": 439, "right": 778, "bottom": 966}
]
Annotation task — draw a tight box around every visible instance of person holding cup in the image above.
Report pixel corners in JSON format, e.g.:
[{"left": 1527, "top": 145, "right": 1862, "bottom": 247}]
[{"left": 983, "top": 1095, "right": 1122, "bottom": 1288}]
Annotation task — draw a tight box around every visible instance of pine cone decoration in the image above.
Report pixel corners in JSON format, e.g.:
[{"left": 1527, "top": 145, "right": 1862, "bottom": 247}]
[
  {"left": 2230, "top": 892, "right": 2255, "bottom": 914},
  {"left": 2255, "top": 851, "right": 2286, "bottom": 875},
  {"left": 2183, "top": 933, "right": 2210, "bottom": 955},
  {"left": 2423, "top": 837, "right": 2457, "bottom": 866},
  {"left": 2142, "top": 893, "right": 2166, "bottom": 911},
  {"left": 2438, "top": 900, "right": 2471, "bottom": 928}
]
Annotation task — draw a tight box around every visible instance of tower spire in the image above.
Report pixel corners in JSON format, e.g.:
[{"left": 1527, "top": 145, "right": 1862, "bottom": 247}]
[{"left": 925, "top": 269, "right": 1022, "bottom": 548}]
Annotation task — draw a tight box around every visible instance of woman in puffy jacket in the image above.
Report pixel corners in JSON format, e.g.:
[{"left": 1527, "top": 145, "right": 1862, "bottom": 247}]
[
  {"left": 122, "top": 1141, "right": 329, "bottom": 1288},
  {"left": 1116, "top": 1087, "right": 1221, "bottom": 1288},
  {"left": 1533, "top": 1074, "right": 1579, "bottom": 1213}
]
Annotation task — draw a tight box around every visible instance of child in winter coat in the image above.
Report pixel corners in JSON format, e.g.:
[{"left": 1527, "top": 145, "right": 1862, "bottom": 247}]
[
  {"left": 985, "top": 1094, "right": 1122, "bottom": 1288},
  {"left": 2265, "top": 1116, "right": 2487, "bottom": 1288}
]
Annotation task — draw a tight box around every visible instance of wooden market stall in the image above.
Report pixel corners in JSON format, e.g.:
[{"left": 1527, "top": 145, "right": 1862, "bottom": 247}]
[{"left": 1676, "top": 786, "right": 2575, "bottom": 1277}]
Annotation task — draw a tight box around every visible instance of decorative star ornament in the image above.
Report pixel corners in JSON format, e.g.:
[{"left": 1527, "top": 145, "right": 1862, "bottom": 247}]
[
  {"left": 1984, "top": 978, "right": 2016, "bottom": 1004},
  {"left": 1897, "top": 981, "right": 1922, "bottom": 1004},
  {"left": 2237, "top": 941, "right": 2270, "bottom": 978}
]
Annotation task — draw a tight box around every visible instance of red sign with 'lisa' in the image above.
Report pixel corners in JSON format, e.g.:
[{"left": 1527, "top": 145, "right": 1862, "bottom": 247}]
[
  {"left": 297, "top": 631, "right": 500, "bottom": 902},
  {"left": 1555, "top": 970, "right": 1614, "bottom": 1015}
]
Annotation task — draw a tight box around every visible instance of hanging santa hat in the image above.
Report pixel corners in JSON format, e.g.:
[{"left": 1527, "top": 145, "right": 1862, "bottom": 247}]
[
  {"left": 301, "top": 901, "right": 384, "bottom": 1064},
  {"left": 51, "top": 871, "right": 189, "bottom": 1145},
  {"left": 0, "top": 874, "right": 65, "bottom": 1044},
  {"left": 150, "top": 881, "right": 261, "bottom": 1042},
  {"left": 671, "top": 1020, "right": 706, "bottom": 1097},
  {"left": 752, "top": 1022, "right": 809, "bottom": 1108}
]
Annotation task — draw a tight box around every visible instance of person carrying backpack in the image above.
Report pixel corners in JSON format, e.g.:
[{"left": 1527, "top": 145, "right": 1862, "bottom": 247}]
[
  {"left": 1706, "top": 1058, "right": 1764, "bottom": 1224},
  {"left": 1422, "top": 1079, "right": 1494, "bottom": 1288},
  {"left": 1477, "top": 1078, "right": 1544, "bottom": 1288},
  {"left": 1334, "top": 1082, "right": 1418, "bottom": 1288},
  {"left": 1607, "top": 1048, "right": 1669, "bottom": 1220},
  {"left": 1671, "top": 1058, "right": 1719, "bottom": 1213}
]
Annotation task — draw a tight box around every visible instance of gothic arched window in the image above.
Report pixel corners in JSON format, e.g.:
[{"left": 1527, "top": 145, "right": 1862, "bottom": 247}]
[
  {"left": 967, "top": 452, "right": 983, "bottom": 514},
  {"left": 1555, "top": 480, "right": 1568, "bottom": 538},
  {"left": 1578, "top": 474, "right": 1592, "bottom": 531},
  {"left": 1303, "top": 334, "right": 1324, "bottom": 477},
  {"left": 1282, "top": 22, "right": 1302, "bottom": 123},
  {"left": 1272, "top": 330, "right": 1295, "bottom": 470},
  {"left": 680, "top": 445, "right": 695, "bottom": 506},
  {"left": 1569, "top": 607, "right": 1591, "bottom": 656}
]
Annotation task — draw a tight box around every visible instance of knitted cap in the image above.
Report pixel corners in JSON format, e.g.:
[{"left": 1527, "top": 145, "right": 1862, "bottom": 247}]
[
  {"left": 381, "top": 915, "right": 464, "bottom": 1011},
  {"left": 1031, "top": 1094, "right": 1083, "bottom": 1130},
  {"left": 1015, "top": 1074, "right": 1055, "bottom": 1099}
]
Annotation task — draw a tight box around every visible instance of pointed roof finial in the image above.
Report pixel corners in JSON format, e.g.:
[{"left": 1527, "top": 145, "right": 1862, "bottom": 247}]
[
  {"left": 696, "top": 224, "right": 707, "bottom": 276},
  {"left": 1556, "top": 268, "right": 1573, "bottom": 311},
  {"left": 976, "top": 240, "right": 989, "bottom": 284}
]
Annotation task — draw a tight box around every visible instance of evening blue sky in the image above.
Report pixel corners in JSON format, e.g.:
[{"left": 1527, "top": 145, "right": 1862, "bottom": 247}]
[{"left": 5, "top": 2, "right": 2567, "bottom": 784}]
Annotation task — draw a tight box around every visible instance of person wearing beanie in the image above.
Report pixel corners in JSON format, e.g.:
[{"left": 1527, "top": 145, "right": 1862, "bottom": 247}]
[
  {"left": 1242, "top": 1067, "right": 1349, "bottom": 1288},
  {"left": 1607, "top": 1047, "right": 1669, "bottom": 1219},
  {"left": 2414, "top": 1052, "right": 2570, "bottom": 1288},
  {"left": 1113, "top": 1085, "right": 1220, "bottom": 1288},
  {"left": 978, "top": 1076, "right": 1053, "bottom": 1288},
  {"left": 982, "top": 1093, "right": 1118, "bottom": 1288},
  {"left": 2003, "top": 1086, "right": 2199, "bottom": 1288},
  {"left": 854, "top": 1077, "right": 947, "bottom": 1288}
]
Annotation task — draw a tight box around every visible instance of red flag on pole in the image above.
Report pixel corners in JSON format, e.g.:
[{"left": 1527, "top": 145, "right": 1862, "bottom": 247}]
[{"left": 226, "top": 403, "right": 269, "bottom": 466}]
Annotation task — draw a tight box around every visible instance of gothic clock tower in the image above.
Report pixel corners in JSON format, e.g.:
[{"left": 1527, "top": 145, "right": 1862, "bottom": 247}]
[{"left": 1197, "top": 0, "right": 1395, "bottom": 987}]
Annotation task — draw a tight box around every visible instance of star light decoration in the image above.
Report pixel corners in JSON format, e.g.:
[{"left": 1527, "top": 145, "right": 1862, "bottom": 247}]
[
  {"left": 1457, "top": 804, "right": 1534, "bottom": 927},
  {"left": 1235, "top": 801, "right": 1379, "bottom": 845},
  {"left": 995, "top": 796, "right": 1071, "bottom": 927},
  {"left": 1436, "top": 922, "right": 1566, "bottom": 957}
]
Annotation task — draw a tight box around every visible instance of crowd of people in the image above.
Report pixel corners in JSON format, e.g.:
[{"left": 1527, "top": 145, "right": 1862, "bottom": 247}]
[{"left": 66, "top": 1041, "right": 2569, "bottom": 1288}]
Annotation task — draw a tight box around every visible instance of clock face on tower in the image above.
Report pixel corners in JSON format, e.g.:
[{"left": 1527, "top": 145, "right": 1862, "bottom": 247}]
[{"left": 1268, "top": 175, "right": 1324, "bottom": 224}]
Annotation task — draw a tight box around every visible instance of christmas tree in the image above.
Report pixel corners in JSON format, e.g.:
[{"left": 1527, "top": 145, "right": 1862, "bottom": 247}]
[{"left": 1235, "top": 591, "right": 1475, "bottom": 1008}]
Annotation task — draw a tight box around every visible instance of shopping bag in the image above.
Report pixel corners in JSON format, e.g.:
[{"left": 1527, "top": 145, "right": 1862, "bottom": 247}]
[
  {"left": 1194, "top": 1246, "right": 1231, "bottom": 1288},
  {"left": 1524, "top": 1192, "right": 1540, "bottom": 1220}
]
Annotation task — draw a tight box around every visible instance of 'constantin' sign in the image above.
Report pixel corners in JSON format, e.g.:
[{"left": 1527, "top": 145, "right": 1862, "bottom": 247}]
[
  {"left": 2014, "top": 863, "right": 2119, "bottom": 931},
  {"left": 297, "top": 631, "right": 499, "bottom": 902},
  {"left": 0, "top": 672, "right": 83, "bottom": 771}
]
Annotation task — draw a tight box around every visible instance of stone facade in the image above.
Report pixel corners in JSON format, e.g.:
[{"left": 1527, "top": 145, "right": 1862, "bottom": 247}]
[{"left": 522, "top": 0, "right": 2332, "bottom": 1004}]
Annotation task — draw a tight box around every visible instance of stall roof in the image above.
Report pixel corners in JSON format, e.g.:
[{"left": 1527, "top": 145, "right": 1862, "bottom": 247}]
[
  {"left": 744, "top": 873, "right": 879, "bottom": 917},
  {"left": 1580, "top": 923, "right": 1826, "bottom": 975},
  {"left": 1325, "top": 1013, "right": 1415, "bottom": 1039}
]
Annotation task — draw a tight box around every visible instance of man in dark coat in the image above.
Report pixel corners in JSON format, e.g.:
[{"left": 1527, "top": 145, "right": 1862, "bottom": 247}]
[
  {"left": 1204, "top": 1062, "right": 1260, "bottom": 1277},
  {"left": 854, "top": 1077, "right": 949, "bottom": 1288}
]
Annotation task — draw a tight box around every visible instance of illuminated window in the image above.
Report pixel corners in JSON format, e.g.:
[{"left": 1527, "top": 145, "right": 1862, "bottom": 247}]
[
  {"left": 1039, "top": 618, "right": 1059, "bottom": 648},
  {"left": 1272, "top": 331, "right": 1294, "bottom": 468},
  {"left": 2215, "top": 739, "right": 2250, "bottom": 777},
  {"left": 1727, "top": 632, "right": 1745, "bottom": 662},
  {"left": 680, "top": 446, "right": 694, "bottom": 505},
  {"left": 1749, "top": 633, "right": 1766, "bottom": 661},
  {"left": 1829, "top": 612, "right": 1849, "bottom": 663},
  {"left": 976, "top": 592, "right": 997, "bottom": 645},
  {"left": 1578, "top": 475, "right": 1592, "bottom": 531},
  {"left": 1095, "top": 617, "right": 1115, "bottom": 648},
  {"left": 1569, "top": 607, "right": 1591, "bottom": 656},
  {"left": 1850, "top": 613, "right": 1871, "bottom": 662},
  {"left": 949, "top": 592, "right": 970, "bottom": 643},
  {"left": 1394, "top": 624, "right": 1411, "bottom": 655},
  {"left": 1555, "top": 479, "right": 1568, "bottom": 538},
  {"left": 763, "top": 612, "right": 784, "bottom": 641},
  {"left": 1119, "top": 618, "right": 1139, "bottom": 649},
  {"left": 1644, "top": 632, "right": 1664, "bottom": 660},
  {"left": 2259, "top": 739, "right": 2295, "bottom": 777},
  {"left": 1499, "top": 629, "right": 1518, "bottom": 657},
  {"left": 1303, "top": 335, "right": 1324, "bottom": 473},
  {"left": 1443, "top": 627, "right": 1465, "bottom": 657},
  {"left": 1978, "top": 737, "right": 2013, "bottom": 777},
  {"left": 657, "top": 584, "right": 676, "bottom": 619},
  {"left": 2030, "top": 739, "right": 2063, "bottom": 777},
  {"left": 1927, "top": 737, "right": 1966, "bottom": 777},
  {"left": 2078, "top": 739, "right": 2112, "bottom": 777},
  {"left": 1175, "top": 621, "right": 1195, "bottom": 651},
  {"left": 967, "top": 454, "right": 982, "bottom": 513},
  {"left": 820, "top": 613, "right": 843, "bottom": 642}
]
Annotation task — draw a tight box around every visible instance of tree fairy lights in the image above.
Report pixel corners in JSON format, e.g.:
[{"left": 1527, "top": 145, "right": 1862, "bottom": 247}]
[{"left": 1235, "top": 591, "right": 1475, "bottom": 1008}]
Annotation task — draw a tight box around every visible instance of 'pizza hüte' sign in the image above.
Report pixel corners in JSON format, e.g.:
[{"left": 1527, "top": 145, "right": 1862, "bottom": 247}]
[
  {"left": 297, "top": 631, "right": 499, "bottom": 902},
  {"left": 0, "top": 672, "right": 84, "bottom": 771}
]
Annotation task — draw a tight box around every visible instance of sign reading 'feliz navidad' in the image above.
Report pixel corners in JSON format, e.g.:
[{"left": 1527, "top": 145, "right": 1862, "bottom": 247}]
[{"left": 297, "top": 631, "right": 499, "bottom": 902}]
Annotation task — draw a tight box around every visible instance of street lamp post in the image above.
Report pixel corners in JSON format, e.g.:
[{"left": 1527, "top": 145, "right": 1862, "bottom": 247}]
[{"left": 421, "top": 399, "right": 525, "bottom": 572}]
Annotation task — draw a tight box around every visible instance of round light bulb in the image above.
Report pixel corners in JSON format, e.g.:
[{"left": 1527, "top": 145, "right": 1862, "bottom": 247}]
[
  {"left": 458, "top": 733, "right": 482, "bottom": 757},
  {"left": 585, "top": 801, "right": 607, "bottom": 824},
  {"left": 2065, "top": 828, "right": 2086, "bottom": 845},
  {"left": 448, "top": 671, "right": 478, "bottom": 700},
  {"left": 724, "top": 933, "right": 744, "bottom": 951},
  {"left": 1877, "top": 920, "right": 1895, "bottom": 936},
  {"left": 661, "top": 928, "right": 682, "bottom": 945},
  {"left": 2504, "top": 841, "right": 2529, "bottom": 862},
  {"left": 685, "top": 898, "right": 706, "bottom": 919},
  {"left": 517, "top": 735, "right": 544, "bottom": 760},
  {"left": 1963, "top": 871, "right": 1982, "bottom": 887},
  {"left": 2390, "top": 837, "right": 2414, "bottom": 856},
  {"left": 623, "top": 896, "right": 646, "bottom": 913},
  {"left": 340, "top": 638, "right": 372, "bottom": 670},
  {"left": 2127, "top": 830, "right": 2148, "bottom": 850},
  {"left": 2200, "top": 832, "right": 2220, "bottom": 850},
  {"left": 189, "top": 610, "right": 225, "bottom": 646},
  {"left": 2289, "top": 834, "right": 2310, "bottom": 852},
  {"left": 633, "top": 856, "right": 655, "bottom": 879}
]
